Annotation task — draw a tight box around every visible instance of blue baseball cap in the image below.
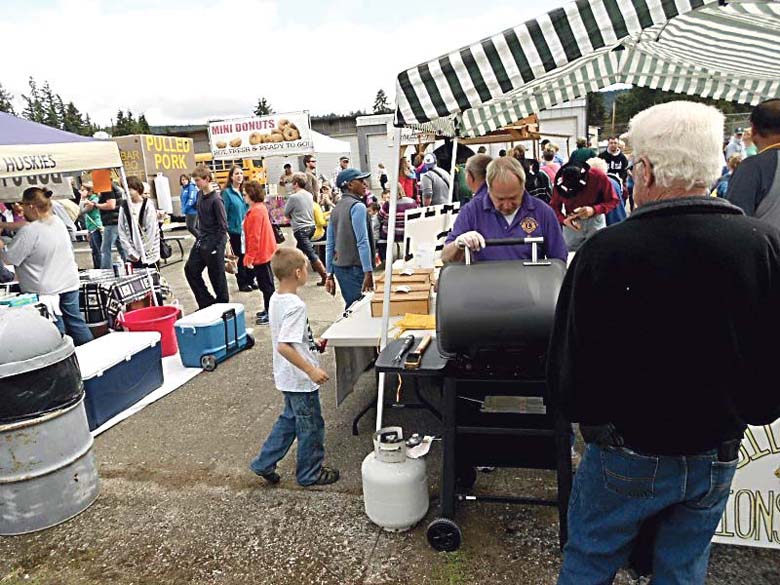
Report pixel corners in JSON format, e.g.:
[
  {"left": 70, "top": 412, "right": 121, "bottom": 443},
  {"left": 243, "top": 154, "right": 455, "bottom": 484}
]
[{"left": 336, "top": 168, "right": 370, "bottom": 189}]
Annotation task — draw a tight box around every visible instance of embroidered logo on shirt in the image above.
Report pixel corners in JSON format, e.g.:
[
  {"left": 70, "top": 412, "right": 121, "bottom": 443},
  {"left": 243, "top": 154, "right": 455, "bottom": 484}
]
[{"left": 520, "top": 217, "right": 539, "bottom": 234}]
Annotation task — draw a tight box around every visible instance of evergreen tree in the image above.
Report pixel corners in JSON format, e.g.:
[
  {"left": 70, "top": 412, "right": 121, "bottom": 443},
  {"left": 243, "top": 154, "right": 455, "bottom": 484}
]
[
  {"left": 114, "top": 109, "right": 126, "bottom": 135},
  {"left": 586, "top": 92, "right": 606, "bottom": 131},
  {"left": 83, "top": 114, "right": 98, "bottom": 137},
  {"left": 62, "top": 102, "right": 85, "bottom": 134},
  {"left": 41, "top": 81, "right": 62, "bottom": 129},
  {"left": 22, "top": 77, "right": 45, "bottom": 123},
  {"left": 373, "top": 89, "right": 391, "bottom": 114},
  {"left": 137, "top": 114, "right": 151, "bottom": 134},
  {"left": 0, "top": 83, "right": 15, "bottom": 115},
  {"left": 613, "top": 86, "right": 752, "bottom": 125},
  {"left": 253, "top": 97, "right": 274, "bottom": 116}
]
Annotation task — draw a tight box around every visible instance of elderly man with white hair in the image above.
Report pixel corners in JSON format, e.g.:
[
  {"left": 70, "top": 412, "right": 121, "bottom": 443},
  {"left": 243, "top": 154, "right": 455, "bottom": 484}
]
[{"left": 548, "top": 102, "right": 780, "bottom": 585}]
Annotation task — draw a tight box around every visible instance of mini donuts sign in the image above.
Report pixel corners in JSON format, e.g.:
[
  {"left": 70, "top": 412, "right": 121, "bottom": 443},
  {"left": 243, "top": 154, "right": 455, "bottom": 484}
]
[{"left": 208, "top": 111, "right": 313, "bottom": 160}]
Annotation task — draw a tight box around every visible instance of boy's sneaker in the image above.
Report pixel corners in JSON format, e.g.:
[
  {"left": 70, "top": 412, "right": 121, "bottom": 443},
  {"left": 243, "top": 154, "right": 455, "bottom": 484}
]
[
  {"left": 252, "top": 469, "right": 280, "bottom": 485},
  {"left": 255, "top": 310, "right": 267, "bottom": 319},
  {"left": 307, "top": 466, "right": 339, "bottom": 486},
  {"left": 256, "top": 314, "right": 269, "bottom": 325}
]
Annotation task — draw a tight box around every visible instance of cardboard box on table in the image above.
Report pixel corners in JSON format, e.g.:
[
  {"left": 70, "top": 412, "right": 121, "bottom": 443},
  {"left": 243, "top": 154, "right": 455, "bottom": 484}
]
[
  {"left": 370, "top": 291, "right": 431, "bottom": 317},
  {"left": 372, "top": 268, "right": 433, "bottom": 317}
]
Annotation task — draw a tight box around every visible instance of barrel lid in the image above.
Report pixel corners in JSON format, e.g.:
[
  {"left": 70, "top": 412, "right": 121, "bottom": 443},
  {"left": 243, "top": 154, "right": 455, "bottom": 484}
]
[
  {"left": 0, "top": 309, "right": 64, "bottom": 367},
  {"left": 0, "top": 330, "right": 75, "bottom": 379}
]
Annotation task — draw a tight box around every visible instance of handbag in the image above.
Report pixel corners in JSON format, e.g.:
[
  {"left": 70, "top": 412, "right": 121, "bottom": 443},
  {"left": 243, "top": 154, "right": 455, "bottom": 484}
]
[
  {"left": 159, "top": 232, "right": 173, "bottom": 259},
  {"left": 224, "top": 240, "right": 238, "bottom": 274},
  {"left": 271, "top": 216, "right": 285, "bottom": 244}
]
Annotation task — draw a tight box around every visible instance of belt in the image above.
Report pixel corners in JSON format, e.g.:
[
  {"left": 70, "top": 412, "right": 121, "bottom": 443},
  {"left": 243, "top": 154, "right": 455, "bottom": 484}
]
[{"left": 580, "top": 424, "right": 741, "bottom": 462}]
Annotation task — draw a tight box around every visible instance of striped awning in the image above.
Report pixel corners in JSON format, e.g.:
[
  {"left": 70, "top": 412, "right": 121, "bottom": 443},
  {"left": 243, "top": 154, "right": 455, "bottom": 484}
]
[{"left": 395, "top": 0, "right": 780, "bottom": 138}]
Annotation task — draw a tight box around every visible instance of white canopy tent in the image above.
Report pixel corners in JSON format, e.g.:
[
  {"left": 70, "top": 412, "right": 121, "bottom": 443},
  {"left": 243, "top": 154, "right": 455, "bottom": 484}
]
[
  {"left": 311, "top": 130, "right": 351, "bottom": 154},
  {"left": 375, "top": 0, "right": 780, "bottom": 429},
  {"left": 0, "top": 112, "right": 123, "bottom": 201}
]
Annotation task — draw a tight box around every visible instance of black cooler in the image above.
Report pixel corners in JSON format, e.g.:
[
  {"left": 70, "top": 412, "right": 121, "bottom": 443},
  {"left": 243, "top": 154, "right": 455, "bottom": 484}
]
[{"left": 376, "top": 238, "right": 572, "bottom": 552}]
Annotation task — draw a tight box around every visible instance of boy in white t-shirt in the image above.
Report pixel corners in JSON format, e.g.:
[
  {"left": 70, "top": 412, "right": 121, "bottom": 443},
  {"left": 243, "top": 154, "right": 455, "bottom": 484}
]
[{"left": 249, "top": 247, "right": 340, "bottom": 486}]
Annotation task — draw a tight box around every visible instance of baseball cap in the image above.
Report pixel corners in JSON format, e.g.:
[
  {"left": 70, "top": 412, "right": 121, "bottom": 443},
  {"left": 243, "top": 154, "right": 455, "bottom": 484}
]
[
  {"left": 423, "top": 153, "right": 437, "bottom": 166},
  {"left": 555, "top": 161, "right": 590, "bottom": 198},
  {"left": 735, "top": 127, "right": 744, "bottom": 134},
  {"left": 336, "top": 168, "right": 370, "bottom": 189}
]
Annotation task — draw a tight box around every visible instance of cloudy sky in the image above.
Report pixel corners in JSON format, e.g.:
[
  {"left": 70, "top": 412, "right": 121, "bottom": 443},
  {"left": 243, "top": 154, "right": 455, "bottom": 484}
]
[{"left": 0, "top": 0, "right": 569, "bottom": 126}]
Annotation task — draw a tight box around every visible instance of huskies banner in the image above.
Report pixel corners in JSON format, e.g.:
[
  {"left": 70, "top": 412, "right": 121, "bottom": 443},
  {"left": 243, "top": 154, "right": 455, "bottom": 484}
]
[{"left": 208, "top": 112, "right": 313, "bottom": 160}]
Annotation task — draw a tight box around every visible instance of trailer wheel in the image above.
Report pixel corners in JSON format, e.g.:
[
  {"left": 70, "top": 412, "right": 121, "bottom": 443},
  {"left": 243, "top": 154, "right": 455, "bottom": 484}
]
[
  {"left": 427, "top": 518, "right": 462, "bottom": 552},
  {"left": 244, "top": 333, "right": 255, "bottom": 350},
  {"left": 201, "top": 354, "right": 217, "bottom": 371}
]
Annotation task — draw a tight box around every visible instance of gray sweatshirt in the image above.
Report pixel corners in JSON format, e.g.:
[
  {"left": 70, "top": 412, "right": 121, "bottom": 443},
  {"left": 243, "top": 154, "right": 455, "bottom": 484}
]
[{"left": 284, "top": 189, "right": 315, "bottom": 231}]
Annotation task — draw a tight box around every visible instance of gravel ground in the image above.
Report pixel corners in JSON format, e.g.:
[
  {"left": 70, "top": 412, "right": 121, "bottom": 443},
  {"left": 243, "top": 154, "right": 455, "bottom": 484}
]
[{"left": 1, "top": 233, "right": 778, "bottom": 584}]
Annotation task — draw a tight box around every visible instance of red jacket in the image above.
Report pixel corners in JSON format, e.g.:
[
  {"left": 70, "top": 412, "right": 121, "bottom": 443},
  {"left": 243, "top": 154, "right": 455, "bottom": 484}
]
[
  {"left": 549, "top": 168, "right": 620, "bottom": 224},
  {"left": 399, "top": 175, "right": 416, "bottom": 198},
  {"left": 243, "top": 203, "right": 277, "bottom": 267}
]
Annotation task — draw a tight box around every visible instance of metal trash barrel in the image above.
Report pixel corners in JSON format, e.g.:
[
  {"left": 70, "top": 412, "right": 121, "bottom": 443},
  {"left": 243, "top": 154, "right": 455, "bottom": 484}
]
[{"left": 0, "top": 309, "right": 99, "bottom": 535}]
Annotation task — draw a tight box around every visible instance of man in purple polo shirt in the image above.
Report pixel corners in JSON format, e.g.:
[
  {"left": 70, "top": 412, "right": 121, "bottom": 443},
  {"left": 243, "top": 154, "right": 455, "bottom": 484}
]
[{"left": 442, "top": 156, "right": 568, "bottom": 263}]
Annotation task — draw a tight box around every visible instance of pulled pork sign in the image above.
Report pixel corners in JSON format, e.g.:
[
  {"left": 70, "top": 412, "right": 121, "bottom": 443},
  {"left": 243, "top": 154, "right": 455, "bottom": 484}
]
[
  {"left": 208, "top": 111, "right": 313, "bottom": 160},
  {"left": 713, "top": 421, "right": 780, "bottom": 550}
]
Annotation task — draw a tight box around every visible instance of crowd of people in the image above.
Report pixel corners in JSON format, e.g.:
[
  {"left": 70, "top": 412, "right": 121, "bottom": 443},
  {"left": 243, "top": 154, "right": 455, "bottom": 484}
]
[{"left": 1, "top": 94, "right": 779, "bottom": 583}]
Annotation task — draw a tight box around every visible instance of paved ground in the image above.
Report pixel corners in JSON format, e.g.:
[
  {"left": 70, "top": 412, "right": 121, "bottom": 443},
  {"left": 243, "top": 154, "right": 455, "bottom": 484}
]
[{"left": 1, "top": 233, "right": 779, "bottom": 584}]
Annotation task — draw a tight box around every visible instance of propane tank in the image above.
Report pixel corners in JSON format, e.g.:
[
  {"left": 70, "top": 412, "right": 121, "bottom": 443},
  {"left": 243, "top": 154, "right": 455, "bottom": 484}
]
[{"left": 361, "top": 426, "right": 429, "bottom": 532}]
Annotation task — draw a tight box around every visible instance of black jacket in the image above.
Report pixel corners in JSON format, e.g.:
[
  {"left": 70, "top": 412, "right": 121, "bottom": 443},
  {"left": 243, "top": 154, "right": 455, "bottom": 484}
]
[{"left": 547, "top": 197, "right": 780, "bottom": 455}]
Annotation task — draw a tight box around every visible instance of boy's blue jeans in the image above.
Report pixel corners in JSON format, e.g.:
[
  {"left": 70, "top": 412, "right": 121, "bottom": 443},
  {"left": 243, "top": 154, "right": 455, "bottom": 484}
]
[
  {"left": 558, "top": 443, "right": 738, "bottom": 585},
  {"left": 250, "top": 390, "right": 324, "bottom": 486}
]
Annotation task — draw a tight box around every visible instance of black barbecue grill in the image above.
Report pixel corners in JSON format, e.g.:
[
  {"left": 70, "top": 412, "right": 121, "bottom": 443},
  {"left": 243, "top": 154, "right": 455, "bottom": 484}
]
[{"left": 376, "top": 238, "right": 572, "bottom": 552}]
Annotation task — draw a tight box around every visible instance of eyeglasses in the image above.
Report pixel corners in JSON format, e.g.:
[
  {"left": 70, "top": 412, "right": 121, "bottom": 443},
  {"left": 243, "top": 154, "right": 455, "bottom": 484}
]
[{"left": 308, "top": 160, "right": 317, "bottom": 164}]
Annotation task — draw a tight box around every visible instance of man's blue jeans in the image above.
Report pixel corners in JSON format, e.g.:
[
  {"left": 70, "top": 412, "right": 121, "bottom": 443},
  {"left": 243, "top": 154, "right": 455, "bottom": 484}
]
[
  {"left": 558, "top": 443, "right": 738, "bottom": 585},
  {"left": 333, "top": 265, "right": 364, "bottom": 309},
  {"left": 100, "top": 224, "right": 126, "bottom": 269},
  {"left": 55, "top": 290, "right": 93, "bottom": 346},
  {"left": 250, "top": 391, "right": 324, "bottom": 486}
]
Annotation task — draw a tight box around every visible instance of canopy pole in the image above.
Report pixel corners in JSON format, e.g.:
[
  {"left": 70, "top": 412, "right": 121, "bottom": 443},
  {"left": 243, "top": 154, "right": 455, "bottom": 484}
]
[
  {"left": 447, "top": 137, "right": 458, "bottom": 204},
  {"left": 119, "top": 165, "right": 158, "bottom": 306},
  {"left": 376, "top": 127, "right": 403, "bottom": 431}
]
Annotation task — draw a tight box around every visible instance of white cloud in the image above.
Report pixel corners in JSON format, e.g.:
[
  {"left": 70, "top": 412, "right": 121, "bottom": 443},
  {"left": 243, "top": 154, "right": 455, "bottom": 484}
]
[{"left": 1, "top": 0, "right": 565, "bottom": 126}]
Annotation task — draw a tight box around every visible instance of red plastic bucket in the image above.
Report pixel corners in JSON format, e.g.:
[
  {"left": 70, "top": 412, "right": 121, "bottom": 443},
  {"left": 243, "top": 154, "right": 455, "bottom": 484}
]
[{"left": 119, "top": 305, "right": 180, "bottom": 357}]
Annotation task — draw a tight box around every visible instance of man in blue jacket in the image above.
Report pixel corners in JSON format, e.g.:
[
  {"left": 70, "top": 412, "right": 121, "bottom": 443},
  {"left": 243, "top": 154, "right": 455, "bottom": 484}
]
[{"left": 325, "top": 168, "right": 374, "bottom": 308}]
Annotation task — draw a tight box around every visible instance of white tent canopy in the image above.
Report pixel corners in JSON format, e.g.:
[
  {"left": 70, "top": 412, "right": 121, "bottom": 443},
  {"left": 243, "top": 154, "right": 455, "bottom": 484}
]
[
  {"left": 0, "top": 112, "right": 122, "bottom": 183},
  {"left": 311, "top": 130, "right": 351, "bottom": 154},
  {"left": 395, "top": 0, "right": 780, "bottom": 138}
]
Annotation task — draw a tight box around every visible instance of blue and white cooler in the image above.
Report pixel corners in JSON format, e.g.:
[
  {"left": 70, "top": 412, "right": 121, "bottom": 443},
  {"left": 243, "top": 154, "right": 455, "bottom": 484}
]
[
  {"left": 75, "top": 332, "right": 164, "bottom": 430},
  {"left": 174, "top": 303, "right": 253, "bottom": 371}
]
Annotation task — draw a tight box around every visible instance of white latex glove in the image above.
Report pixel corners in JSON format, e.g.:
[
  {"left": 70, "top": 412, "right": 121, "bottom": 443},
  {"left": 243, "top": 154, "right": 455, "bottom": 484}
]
[{"left": 455, "top": 231, "right": 486, "bottom": 252}]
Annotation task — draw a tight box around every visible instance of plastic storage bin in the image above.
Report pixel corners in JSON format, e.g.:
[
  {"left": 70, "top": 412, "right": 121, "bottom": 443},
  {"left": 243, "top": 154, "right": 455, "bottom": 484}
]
[
  {"left": 174, "top": 303, "right": 253, "bottom": 371},
  {"left": 75, "top": 331, "right": 164, "bottom": 430}
]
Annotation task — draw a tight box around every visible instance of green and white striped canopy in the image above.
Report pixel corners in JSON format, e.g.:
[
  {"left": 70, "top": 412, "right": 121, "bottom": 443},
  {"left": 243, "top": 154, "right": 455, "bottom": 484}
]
[{"left": 395, "top": 0, "right": 780, "bottom": 138}]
